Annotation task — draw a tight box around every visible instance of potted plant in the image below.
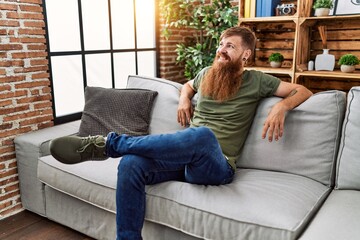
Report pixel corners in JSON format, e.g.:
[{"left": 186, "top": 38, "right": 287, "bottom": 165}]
[
  {"left": 269, "top": 52, "right": 284, "bottom": 68},
  {"left": 313, "top": 0, "right": 334, "bottom": 17},
  {"left": 338, "top": 54, "right": 360, "bottom": 73},
  {"left": 160, "top": 0, "right": 238, "bottom": 80}
]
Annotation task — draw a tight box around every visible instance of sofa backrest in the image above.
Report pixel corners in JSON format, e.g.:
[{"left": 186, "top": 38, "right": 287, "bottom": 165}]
[
  {"left": 237, "top": 90, "right": 346, "bottom": 187},
  {"left": 336, "top": 87, "right": 360, "bottom": 190},
  {"left": 126, "top": 75, "right": 185, "bottom": 134}
]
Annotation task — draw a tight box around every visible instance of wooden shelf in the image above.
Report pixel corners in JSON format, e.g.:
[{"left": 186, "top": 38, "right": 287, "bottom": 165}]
[
  {"left": 239, "top": 16, "right": 298, "bottom": 23},
  {"left": 246, "top": 67, "right": 293, "bottom": 76},
  {"left": 239, "top": 0, "right": 360, "bottom": 92},
  {"left": 296, "top": 70, "right": 360, "bottom": 79}
]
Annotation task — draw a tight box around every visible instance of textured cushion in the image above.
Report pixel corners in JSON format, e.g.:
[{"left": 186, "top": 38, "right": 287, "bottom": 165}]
[
  {"left": 126, "top": 75, "right": 185, "bottom": 134},
  {"left": 237, "top": 90, "right": 346, "bottom": 186},
  {"left": 79, "top": 87, "right": 158, "bottom": 137},
  {"left": 299, "top": 190, "right": 360, "bottom": 240},
  {"left": 145, "top": 169, "right": 330, "bottom": 240},
  {"left": 336, "top": 87, "right": 360, "bottom": 190}
]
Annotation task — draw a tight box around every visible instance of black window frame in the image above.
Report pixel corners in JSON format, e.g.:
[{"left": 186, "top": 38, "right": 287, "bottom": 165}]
[{"left": 42, "top": 0, "right": 160, "bottom": 125}]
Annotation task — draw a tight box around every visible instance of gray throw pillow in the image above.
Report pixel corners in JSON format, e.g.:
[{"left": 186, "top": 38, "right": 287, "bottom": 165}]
[{"left": 78, "top": 86, "right": 158, "bottom": 137}]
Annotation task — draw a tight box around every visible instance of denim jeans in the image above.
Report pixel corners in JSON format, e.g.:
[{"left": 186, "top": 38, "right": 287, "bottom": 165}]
[{"left": 105, "top": 126, "right": 235, "bottom": 240}]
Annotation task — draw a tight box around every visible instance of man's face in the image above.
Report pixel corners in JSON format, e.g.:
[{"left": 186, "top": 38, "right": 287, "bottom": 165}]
[{"left": 216, "top": 35, "right": 247, "bottom": 66}]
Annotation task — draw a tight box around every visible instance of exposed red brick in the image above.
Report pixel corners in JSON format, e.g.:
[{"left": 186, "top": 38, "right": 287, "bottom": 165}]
[
  {"left": 0, "top": 126, "right": 32, "bottom": 139},
  {"left": 19, "top": 115, "right": 53, "bottom": 127},
  {"left": 0, "top": 44, "right": 23, "bottom": 51},
  {"left": 0, "top": 60, "right": 24, "bottom": 67},
  {"left": 0, "top": 75, "right": 26, "bottom": 83},
  {"left": 15, "top": 80, "right": 50, "bottom": 89},
  {"left": 27, "top": 44, "right": 47, "bottom": 50},
  {"left": 0, "top": 99, "right": 12, "bottom": 107},
  {"left": 6, "top": 12, "right": 43, "bottom": 20},
  {"left": 0, "top": 3, "right": 18, "bottom": 11},
  {"left": 14, "top": 65, "right": 48, "bottom": 73},
  {"left": 0, "top": 20, "right": 19, "bottom": 27},
  {"left": 16, "top": 94, "right": 51, "bottom": 104},
  {"left": 19, "top": 5, "right": 42, "bottom": 13},
  {"left": 0, "top": 105, "right": 29, "bottom": 115},
  {"left": 30, "top": 59, "right": 48, "bottom": 66},
  {"left": 10, "top": 37, "right": 46, "bottom": 44},
  {"left": 23, "top": 21, "right": 45, "bottom": 28},
  {"left": 18, "top": 28, "right": 45, "bottom": 35}
]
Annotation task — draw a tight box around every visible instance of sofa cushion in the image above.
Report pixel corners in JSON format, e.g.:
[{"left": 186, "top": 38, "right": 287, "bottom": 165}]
[
  {"left": 336, "top": 87, "right": 360, "bottom": 190},
  {"left": 145, "top": 169, "right": 330, "bottom": 240},
  {"left": 298, "top": 190, "right": 360, "bottom": 240},
  {"left": 237, "top": 90, "right": 346, "bottom": 186},
  {"left": 126, "top": 75, "right": 185, "bottom": 134},
  {"left": 38, "top": 155, "right": 119, "bottom": 213},
  {"left": 79, "top": 86, "right": 158, "bottom": 137}
]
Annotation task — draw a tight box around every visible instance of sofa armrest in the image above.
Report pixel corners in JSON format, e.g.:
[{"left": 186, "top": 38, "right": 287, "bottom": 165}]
[{"left": 14, "top": 120, "right": 81, "bottom": 216}]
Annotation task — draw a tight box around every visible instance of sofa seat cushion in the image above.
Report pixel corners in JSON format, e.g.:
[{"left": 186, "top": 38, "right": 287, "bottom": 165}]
[
  {"left": 299, "top": 190, "right": 360, "bottom": 240},
  {"left": 38, "top": 155, "right": 119, "bottom": 213},
  {"left": 145, "top": 169, "right": 330, "bottom": 240}
]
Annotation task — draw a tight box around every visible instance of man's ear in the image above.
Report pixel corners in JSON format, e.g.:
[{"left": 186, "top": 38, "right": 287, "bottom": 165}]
[{"left": 243, "top": 49, "right": 252, "bottom": 59}]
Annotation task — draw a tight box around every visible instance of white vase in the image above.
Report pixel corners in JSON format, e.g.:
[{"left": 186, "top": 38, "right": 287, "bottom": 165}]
[
  {"left": 270, "top": 61, "right": 282, "bottom": 68},
  {"left": 315, "top": 49, "right": 335, "bottom": 71},
  {"left": 341, "top": 65, "right": 356, "bottom": 73},
  {"left": 315, "top": 8, "right": 330, "bottom": 17}
]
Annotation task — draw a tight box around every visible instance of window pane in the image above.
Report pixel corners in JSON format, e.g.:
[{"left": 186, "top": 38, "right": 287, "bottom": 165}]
[
  {"left": 111, "top": 0, "right": 135, "bottom": 49},
  {"left": 81, "top": 0, "right": 110, "bottom": 50},
  {"left": 85, "top": 53, "right": 112, "bottom": 88},
  {"left": 113, "top": 52, "right": 136, "bottom": 88},
  {"left": 136, "top": 0, "right": 155, "bottom": 48},
  {"left": 45, "top": 0, "right": 81, "bottom": 51},
  {"left": 51, "top": 55, "right": 84, "bottom": 117},
  {"left": 137, "top": 51, "right": 156, "bottom": 77}
]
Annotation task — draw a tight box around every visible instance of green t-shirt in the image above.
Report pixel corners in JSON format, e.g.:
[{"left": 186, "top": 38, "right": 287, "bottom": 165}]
[{"left": 190, "top": 67, "right": 281, "bottom": 170}]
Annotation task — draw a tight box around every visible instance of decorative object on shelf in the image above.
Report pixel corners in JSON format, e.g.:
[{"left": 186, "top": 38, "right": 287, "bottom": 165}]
[
  {"left": 335, "top": 0, "right": 360, "bottom": 15},
  {"left": 308, "top": 60, "right": 314, "bottom": 71},
  {"left": 338, "top": 54, "right": 360, "bottom": 73},
  {"left": 275, "top": 3, "right": 297, "bottom": 16},
  {"left": 315, "top": 49, "right": 335, "bottom": 71},
  {"left": 269, "top": 52, "right": 284, "bottom": 68},
  {"left": 313, "top": 0, "right": 334, "bottom": 16},
  {"left": 315, "top": 25, "right": 335, "bottom": 71}
]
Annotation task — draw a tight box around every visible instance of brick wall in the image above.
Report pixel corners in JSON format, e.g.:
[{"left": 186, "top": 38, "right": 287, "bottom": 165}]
[{"left": 0, "top": 0, "right": 52, "bottom": 219}]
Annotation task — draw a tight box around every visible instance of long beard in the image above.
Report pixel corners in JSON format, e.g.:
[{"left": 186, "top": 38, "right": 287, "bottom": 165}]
[{"left": 200, "top": 53, "right": 243, "bottom": 102}]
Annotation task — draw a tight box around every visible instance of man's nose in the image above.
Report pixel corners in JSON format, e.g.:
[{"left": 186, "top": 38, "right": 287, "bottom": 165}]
[{"left": 217, "top": 46, "right": 226, "bottom": 54}]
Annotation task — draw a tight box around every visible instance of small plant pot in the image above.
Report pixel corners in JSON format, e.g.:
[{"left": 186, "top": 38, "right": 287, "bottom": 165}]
[
  {"left": 340, "top": 65, "right": 356, "bottom": 73},
  {"left": 314, "top": 8, "right": 330, "bottom": 16},
  {"left": 270, "top": 61, "right": 282, "bottom": 68}
]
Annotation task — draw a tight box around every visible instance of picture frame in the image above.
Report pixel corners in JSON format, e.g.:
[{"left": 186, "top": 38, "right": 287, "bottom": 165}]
[{"left": 334, "top": 0, "right": 360, "bottom": 15}]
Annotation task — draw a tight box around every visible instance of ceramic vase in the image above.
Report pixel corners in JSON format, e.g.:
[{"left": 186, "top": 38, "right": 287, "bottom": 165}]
[
  {"left": 270, "top": 61, "right": 282, "bottom": 68},
  {"left": 315, "top": 49, "right": 335, "bottom": 71},
  {"left": 315, "top": 8, "right": 330, "bottom": 17},
  {"left": 340, "top": 65, "right": 356, "bottom": 73}
]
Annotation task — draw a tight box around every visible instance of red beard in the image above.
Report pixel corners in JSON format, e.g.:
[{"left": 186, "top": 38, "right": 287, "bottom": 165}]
[{"left": 200, "top": 53, "right": 243, "bottom": 102}]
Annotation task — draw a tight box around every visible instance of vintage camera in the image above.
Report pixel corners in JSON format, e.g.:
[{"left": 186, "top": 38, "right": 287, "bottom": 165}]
[{"left": 276, "top": 3, "right": 297, "bottom": 16}]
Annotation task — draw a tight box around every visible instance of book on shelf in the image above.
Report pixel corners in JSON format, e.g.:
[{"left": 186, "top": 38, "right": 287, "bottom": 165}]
[{"left": 256, "top": 0, "right": 281, "bottom": 17}]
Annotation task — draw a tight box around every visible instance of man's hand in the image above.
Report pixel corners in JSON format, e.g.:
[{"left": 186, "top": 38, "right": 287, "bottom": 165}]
[
  {"left": 262, "top": 82, "right": 313, "bottom": 142},
  {"left": 177, "top": 97, "right": 193, "bottom": 127},
  {"left": 177, "top": 80, "right": 196, "bottom": 127},
  {"left": 262, "top": 103, "right": 287, "bottom": 142}
]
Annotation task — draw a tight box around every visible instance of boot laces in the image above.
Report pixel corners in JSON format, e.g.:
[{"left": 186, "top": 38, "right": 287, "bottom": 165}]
[{"left": 77, "top": 136, "right": 105, "bottom": 153}]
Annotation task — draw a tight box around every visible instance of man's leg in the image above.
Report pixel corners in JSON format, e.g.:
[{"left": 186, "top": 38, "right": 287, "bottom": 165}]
[
  {"left": 106, "top": 127, "right": 234, "bottom": 185},
  {"left": 116, "top": 154, "right": 185, "bottom": 240}
]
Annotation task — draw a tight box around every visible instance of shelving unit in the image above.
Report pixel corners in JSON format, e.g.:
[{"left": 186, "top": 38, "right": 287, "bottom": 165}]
[{"left": 238, "top": 0, "right": 360, "bottom": 93}]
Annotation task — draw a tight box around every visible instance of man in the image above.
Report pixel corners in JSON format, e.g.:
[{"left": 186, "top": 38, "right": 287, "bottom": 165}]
[{"left": 50, "top": 26, "right": 312, "bottom": 240}]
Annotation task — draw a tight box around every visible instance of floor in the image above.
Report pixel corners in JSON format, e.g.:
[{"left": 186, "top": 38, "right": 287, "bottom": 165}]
[{"left": 0, "top": 210, "right": 94, "bottom": 240}]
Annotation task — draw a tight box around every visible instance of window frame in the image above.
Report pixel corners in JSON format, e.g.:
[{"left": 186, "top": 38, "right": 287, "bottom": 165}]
[{"left": 42, "top": 0, "right": 160, "bottom": 124}]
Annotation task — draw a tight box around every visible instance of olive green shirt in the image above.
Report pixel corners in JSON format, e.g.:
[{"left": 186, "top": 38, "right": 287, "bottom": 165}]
[{"left": 190, "top": 67, "right": 281, "bottom": 170}]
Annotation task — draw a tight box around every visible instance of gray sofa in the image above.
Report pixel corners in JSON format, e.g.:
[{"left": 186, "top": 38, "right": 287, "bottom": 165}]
[{"left": 14, "top": 75, "right": 360, "bottom": 240}]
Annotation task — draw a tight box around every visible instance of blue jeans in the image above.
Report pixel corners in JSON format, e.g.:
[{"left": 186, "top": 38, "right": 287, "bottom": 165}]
[{"left": 105, "top": 126, "right": 235, "bottom": 240}]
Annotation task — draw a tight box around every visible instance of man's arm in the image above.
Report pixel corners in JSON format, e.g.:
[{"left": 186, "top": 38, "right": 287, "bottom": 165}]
[
  {"left": 178, "top": 80, "right": 196, "bottom": 127},
  {"left": 262, "top": 81, "right": 313, "bottom": 142}
]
